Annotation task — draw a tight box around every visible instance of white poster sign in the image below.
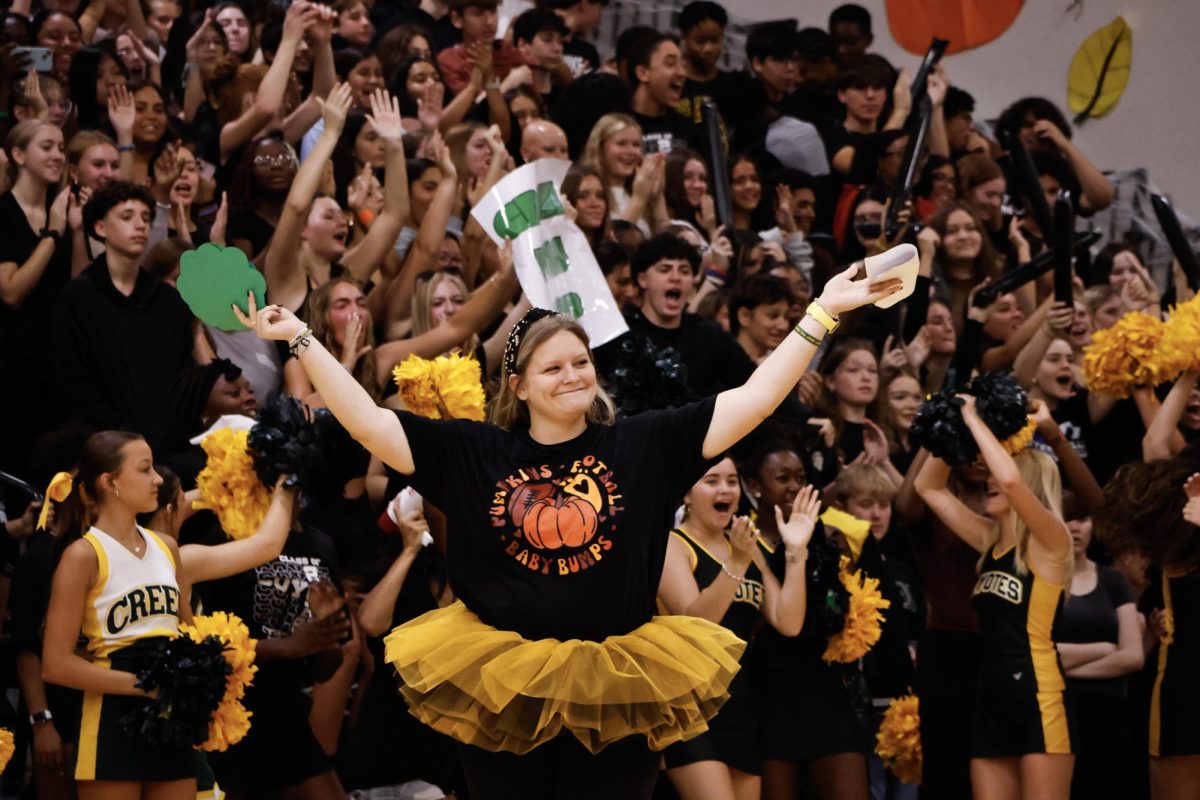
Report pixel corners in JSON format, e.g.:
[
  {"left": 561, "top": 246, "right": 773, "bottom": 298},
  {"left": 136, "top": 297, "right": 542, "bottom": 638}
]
[{"left": 470, "top": 158, "right": 628, "bottom": 347}]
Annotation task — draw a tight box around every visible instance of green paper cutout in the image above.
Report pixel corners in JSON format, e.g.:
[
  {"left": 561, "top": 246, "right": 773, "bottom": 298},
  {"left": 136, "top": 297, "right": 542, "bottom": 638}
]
[{"left": 177, "top": 243, "right": 267, "bottom": 331}]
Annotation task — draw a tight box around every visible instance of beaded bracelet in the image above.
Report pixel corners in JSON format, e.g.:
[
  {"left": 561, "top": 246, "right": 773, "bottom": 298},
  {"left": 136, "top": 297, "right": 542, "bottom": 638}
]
[
  {"left": 720, "top": 562, "right": 745, "bottom": 583},
  {"left": 288, "top": 326, "right": 313, "bottom": 358}
]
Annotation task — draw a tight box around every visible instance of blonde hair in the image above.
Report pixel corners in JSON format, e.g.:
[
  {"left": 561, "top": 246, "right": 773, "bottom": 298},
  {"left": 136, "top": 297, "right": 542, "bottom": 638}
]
[
  {"left": 5, "top": 120, "right": 61, "bottom": 185},
  {"left": 66, "top": 129, "right": 117, "bottom": 168},
  {"left": 489, "top": 315, "right": 616, "bottom": 429},
  {"left": 309, "top": 278, "right": 380, "bottom": 401},
  {"left": 578, "top": 112, "right": 642, "bottom": 210},
  {"left": 832, "top": 463, "right": 897, "bottom": 507},
  {"left": 981, "top": 449, "right": 1071, "bottom": 577},
  {"left": 411, "top": 270, "right": 479, "bottom": 355}
]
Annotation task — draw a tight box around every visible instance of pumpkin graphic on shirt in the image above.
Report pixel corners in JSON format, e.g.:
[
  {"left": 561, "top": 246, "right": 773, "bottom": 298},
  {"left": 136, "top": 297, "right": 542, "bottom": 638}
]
[{"left": 508, "top": 474, "right": 602, "bottom": 550}]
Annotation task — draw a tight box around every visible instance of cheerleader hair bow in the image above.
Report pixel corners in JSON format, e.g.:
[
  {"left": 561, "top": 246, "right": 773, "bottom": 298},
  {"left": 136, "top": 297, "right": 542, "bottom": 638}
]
[{"left": 37, "top": 471, "right": 74, "bottom": 531}]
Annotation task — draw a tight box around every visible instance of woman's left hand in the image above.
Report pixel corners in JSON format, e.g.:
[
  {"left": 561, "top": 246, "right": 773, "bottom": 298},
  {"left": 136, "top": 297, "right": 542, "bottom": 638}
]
[
  {"left": 816, "top": 258, "right": 903, "bottom": 316},
  {"left": 1030, "top": 398, "right": 1057, "bottom": 436},
  {"left": 776, "top": 485, "right": 821, "bottom": 553},
  {"left": 366, "top": 89, "right": 404, "bottom": 143},
  {"left": 956, "top": 393, "right": 978, "bottom": 417},
  {"left": 862, "top": 418, "right": 890, "bottom": 464}
]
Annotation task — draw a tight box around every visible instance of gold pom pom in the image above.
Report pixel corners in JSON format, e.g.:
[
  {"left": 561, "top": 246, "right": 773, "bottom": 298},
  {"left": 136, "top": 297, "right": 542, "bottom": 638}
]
[
  {"left": 823, "top": 556, "right": 890, "bottom": 663},
  {"left": 875, "top": 694, "right": 922, "bottom": 785},
  {"left": 1081, "top": 312, "right": 1167, "bottom": 398},
  {"left": 434, "top": 353, "right": 486, "bottom": 421},
  {"left": 0, "top": 728, "right": 14, "bottom": 774},
  {"left": 1156, "top": 294, "right": 1200, "bottom": 378},
  {"left": 1001, "top": 417, "right": 1037, "bottom": 455},
  {"left": 179, "top": 612, "right": 258, "bottom": 752},
  {"left": 193, "top": 429, "right": 271, "bottom": 541},
  {"left": 392, "top": 356, "right": 440, "bottom": 418},
  {"left": 393, "top": 353, "right": 485, "bottom": 421}
]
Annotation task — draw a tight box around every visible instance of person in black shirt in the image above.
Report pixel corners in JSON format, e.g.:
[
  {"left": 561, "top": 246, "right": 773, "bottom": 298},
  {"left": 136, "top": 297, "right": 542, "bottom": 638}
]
[
  {"left": 596, "top": 234, "right": 765, "bottom": 401},
  {"left": 234, "top": 236, "right": 903, "bottom": 798},
  {"left": 510, "top": 8, "right": 569, "bottom": 113},
  {"left": 676, "top": 1, "right": 750, "bottom": 130},
  {"left": 829, "top": 3, "right": 874, "bottom": 57},
  {"left": 0, "top": 120, "right": 73, "bottom": 476},
  {"left": 627, "top": 32, "right": 701, "bottom": 156},
  {"left": 539, "top": 0, "right": 604, "bottom": 77},
  {"left": 51, "top": 182, "right": 194, "bottom": 450}
]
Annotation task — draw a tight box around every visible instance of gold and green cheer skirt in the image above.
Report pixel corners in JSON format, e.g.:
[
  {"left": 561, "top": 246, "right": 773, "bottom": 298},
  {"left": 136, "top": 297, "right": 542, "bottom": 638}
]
[{"left": 383, "top": 601, "right": 746, "bottom": 755}]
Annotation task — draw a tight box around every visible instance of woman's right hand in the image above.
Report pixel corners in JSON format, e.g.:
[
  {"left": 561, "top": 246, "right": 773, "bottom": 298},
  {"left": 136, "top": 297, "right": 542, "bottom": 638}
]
[
  {"left": 232, "top": 292, "right": 306, "bottom": 342},
  {"left": 1044, "top": 301, "right": 1073, "bottom": 336},
  {"left": 340, "top": 311, "right": 370, "bottom": 368},
  {"left": 917, "top": 225, "right": 940, "bottom": 257},
  {"left": 966, "top": 280, "right": 995, "bottom": 323},
  {"left": 317, "top": 82, "right": 353, "bottom": 135}
]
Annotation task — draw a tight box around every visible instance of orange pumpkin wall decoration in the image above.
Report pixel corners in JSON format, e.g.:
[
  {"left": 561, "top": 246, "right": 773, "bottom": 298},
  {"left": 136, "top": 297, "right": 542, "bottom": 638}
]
[
  {"left": 886, "top": 0, "right": 1024, "bottom": 56},
  {"left": 522, "top": 494, "right": 599, "bottom": 550}
]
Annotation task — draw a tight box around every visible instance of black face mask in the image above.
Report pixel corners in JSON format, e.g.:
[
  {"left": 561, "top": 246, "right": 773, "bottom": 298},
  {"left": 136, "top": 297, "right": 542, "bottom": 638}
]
[{"left": 855, "top": 222, "right": 882, "bottom": 240}]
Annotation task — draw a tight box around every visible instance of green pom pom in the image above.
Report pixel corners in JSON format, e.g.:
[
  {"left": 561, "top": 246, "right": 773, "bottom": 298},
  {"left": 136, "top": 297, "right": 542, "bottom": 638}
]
[{"left": 177, "top": 243, "right": 267, "bottom": 331}]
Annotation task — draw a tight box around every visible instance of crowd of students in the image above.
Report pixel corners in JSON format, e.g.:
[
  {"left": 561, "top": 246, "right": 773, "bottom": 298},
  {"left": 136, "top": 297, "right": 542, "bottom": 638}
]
[{"left": 0, "top": 0, "right": 1196, "bottom": 797}]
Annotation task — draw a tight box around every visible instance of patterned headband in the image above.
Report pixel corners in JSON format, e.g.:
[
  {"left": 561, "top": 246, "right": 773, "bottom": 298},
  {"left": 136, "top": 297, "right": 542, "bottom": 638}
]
[{"left": 503, "top": 308, "right": 563, "bottom": 377}]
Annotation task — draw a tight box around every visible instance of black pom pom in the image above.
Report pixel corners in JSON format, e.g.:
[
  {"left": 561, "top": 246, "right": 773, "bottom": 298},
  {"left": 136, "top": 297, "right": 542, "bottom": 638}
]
[
  {"left": 120, "top": 636, "right": 231, "bottom": 749},
  {"left": 248, "top": 397, "right": 366, "bottom": 496},
  {"left": 603, "top": 333, "right": 696, "bottom": 417},
  {"left": 807, "top": 524, "right": 849, "bottom": 636},
  {"left": 909, "top": 388, "right": 978, "bottom": 466},
  {"left": 970, "top": 371, "right": 1029, "bottom": 441}
]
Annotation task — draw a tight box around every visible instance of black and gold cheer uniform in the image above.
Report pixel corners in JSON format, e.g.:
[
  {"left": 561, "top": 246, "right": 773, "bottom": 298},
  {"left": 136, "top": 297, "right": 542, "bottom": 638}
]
[
  {"left": 74, "top": 526, "right": 194, "bottom": 783},
  {"left": 1149, "top": 568, "right": 1200, "bottom": 757},
  {"left": 663, "top": 528, "right": 768, "bottom": 775},
  {"left": 751, "top": 529, "right": 870, "bottom": 761},
  {"left": 970, "top": 545, "right": 1073, "bottom": 757}
]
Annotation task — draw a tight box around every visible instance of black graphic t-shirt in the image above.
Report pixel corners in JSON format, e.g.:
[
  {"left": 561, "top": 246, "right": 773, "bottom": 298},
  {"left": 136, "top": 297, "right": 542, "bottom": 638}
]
[
  {"left": 197, "top": 524, "right": 342, "bottom": 698},
  {"left": 395, "top": 396, "right": 718, "bottom": 642}
]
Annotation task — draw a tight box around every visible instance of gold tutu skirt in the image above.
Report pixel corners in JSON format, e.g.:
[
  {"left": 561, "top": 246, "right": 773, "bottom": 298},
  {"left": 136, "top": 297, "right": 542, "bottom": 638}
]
[{"left": 383, "top": 601, "right": 746, "bottom": 755}]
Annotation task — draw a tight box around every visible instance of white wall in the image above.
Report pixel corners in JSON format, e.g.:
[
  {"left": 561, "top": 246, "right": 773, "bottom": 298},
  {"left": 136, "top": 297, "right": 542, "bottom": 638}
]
[{"left": 724, "top": 0, "right": 1200, "bottom": 215}]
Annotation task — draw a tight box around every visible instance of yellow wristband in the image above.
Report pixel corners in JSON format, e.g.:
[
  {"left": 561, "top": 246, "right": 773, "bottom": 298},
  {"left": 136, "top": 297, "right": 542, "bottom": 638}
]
[{"left": 806, "top": 300, "right": 839, "bottom": 333}]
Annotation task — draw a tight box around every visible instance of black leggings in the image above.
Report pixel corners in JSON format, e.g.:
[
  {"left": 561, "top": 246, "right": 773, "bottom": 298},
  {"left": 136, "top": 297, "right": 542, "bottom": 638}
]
[{"left": 456, "top": 735, "right": 660, "bottom": 800}]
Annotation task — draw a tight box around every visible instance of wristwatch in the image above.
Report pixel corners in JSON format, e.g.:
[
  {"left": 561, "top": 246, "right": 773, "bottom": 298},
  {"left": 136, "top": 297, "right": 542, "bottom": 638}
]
[
  {"left": 30, "top": 709, "right": 52, "bottom": 725},
  {"left": 39, "top": 228, "right": 63, "bottom": 246},
  {"left": 806, "top": 299, "right": 839, "bottom": 333}
]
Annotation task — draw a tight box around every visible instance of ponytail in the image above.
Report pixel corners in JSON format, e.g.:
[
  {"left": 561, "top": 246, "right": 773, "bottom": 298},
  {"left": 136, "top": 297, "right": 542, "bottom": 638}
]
[{"left": 51, "top": 430, "right": 144, "bottom": 567}]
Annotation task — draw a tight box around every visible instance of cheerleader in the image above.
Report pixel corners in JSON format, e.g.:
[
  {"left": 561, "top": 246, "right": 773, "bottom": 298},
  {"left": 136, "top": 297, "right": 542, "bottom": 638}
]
[
  {"left": 42, "top": 431, "right": 196, "bottom": 798},
  {"left": 915, "top": 395, "right": 1075, "bottom": 799},
  {"left": 658, "top": 456, "right": 820, "bottom": 800},
  {"left": 1148, "top": 472, "right": 1200, "bottom": 800},
  {"left": 746, "top": 438, "right": 871, "bottom": 800},
  {"left": 233, "top": 252, "right": 901, "bottom": 799},
  {"left": 40, "top": 430, "right": 298, "bottom": 799}
]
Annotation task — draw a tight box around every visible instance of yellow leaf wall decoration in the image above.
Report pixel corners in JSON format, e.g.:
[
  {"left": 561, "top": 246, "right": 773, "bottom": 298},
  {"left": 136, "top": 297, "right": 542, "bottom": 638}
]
[{"left": 1068, "top": 16, "right": 1132, "bottom": 123}]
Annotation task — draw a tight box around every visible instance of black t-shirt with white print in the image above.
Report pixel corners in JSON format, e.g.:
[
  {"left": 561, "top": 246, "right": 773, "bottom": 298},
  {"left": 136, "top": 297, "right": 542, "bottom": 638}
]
[
  {"left": 633, "top": 109, "right": 703, "bottom": 156},
  {"left": 394, "top": 397, "right": 718, "bottom": 642}
]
